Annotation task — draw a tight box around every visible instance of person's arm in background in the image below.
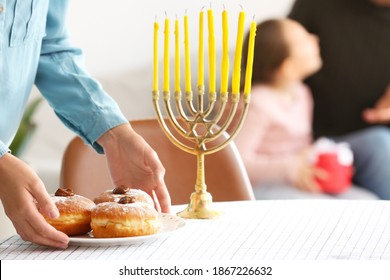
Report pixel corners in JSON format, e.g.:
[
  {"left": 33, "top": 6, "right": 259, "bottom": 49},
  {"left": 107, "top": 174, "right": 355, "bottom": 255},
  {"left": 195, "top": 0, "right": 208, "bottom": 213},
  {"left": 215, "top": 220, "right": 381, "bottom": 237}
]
[
  {"left": 354, "top": 1, "right": 390, "bottom": 124},
  {"left": 363, "top": 85, "right": 390, "bottom": 124}
]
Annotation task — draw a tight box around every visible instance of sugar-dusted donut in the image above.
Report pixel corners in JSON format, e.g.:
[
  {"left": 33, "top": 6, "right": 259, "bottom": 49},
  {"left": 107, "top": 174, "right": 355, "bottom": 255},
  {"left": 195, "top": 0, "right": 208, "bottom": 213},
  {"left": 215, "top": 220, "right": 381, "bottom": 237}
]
[
  {"left": 91, "top": 196, "right": 160, "bottom": 238},
  {"left": 40, "top": 188, "right": 95, "bottom": 236}
]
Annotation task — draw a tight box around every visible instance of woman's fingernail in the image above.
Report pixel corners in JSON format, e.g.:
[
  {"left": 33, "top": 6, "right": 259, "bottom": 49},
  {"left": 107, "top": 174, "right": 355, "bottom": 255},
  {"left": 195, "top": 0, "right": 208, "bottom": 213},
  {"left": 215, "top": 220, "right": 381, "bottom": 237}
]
[{"left": 49, "top": 208, "right": 60, "bottom": 219}]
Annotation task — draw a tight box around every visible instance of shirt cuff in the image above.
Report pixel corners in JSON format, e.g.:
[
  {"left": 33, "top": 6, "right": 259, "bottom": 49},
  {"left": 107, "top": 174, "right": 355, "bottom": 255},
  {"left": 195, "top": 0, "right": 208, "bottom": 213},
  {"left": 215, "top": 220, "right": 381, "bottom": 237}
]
[
  {"left": 85, "top": 114, "right": 129, "bottom": 154},
  {"left": 0, "top": 141, "right": 10, "bottom": 157}
]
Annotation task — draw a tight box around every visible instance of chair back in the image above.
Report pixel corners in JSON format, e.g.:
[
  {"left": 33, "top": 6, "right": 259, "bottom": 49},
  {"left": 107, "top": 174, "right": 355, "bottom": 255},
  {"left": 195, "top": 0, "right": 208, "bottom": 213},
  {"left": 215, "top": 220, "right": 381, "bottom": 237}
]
[{"left": 60, "top": 119, "right": 255, "bottom": 204}]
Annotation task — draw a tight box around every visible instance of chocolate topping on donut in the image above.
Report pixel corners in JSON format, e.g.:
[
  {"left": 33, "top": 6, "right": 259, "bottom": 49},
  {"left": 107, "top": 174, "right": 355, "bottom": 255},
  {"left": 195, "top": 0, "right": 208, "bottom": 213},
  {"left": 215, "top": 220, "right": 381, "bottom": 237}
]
[
  {"left": 55, "top": 188, "right": 74, "bottom": 197},
  {"left": 118, "top": 196, "right": 136, "bottom": 204},
  {"left": 93, "top": 188, "right": 154, "bottom": 206},
  {"left": 112, "top": 185, "right": 129, "bottom": 194}
]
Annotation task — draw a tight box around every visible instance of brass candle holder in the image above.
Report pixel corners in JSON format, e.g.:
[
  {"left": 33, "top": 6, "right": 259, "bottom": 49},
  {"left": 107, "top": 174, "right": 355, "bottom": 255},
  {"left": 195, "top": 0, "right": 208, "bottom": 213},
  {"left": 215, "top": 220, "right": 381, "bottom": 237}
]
[
  {"left": 153, "top": 89, "right": 250, "bottom": 219},
  {"left": 153, "top": 9, "right": 256, "bottom": 219}
]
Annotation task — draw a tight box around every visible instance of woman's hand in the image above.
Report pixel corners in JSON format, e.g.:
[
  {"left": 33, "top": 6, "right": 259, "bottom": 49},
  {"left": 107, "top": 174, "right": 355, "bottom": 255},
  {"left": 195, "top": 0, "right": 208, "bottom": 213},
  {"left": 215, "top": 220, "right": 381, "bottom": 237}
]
[
  {"left": 0, "top": 153, "right": 69, "bottom": 248},
  {"left": 98, "top": 123, "right": 171, "bottom": 213}
]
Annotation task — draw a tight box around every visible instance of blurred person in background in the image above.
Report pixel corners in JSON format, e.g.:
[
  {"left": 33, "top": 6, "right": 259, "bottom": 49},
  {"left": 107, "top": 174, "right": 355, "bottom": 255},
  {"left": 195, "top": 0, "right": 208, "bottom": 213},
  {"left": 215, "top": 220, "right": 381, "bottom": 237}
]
[
  {"left": 235, "top": 18, "right": 377, "bottom": 200},
  {"left": 289, "top": 0, "right": 390, "bottom": 199}
]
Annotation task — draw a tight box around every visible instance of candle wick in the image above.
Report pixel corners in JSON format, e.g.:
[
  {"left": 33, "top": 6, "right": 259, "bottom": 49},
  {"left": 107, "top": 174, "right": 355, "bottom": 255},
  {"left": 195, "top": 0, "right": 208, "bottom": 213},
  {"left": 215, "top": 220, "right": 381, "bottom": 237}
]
[
  {"left": 240, "top": 4, "right": 244, "bottom": 11},
  {"left": 165, "top": 11, "right": 168, "bottom": 18},
  {"left": 223, "top": 4, "right": 226, "bottom": 10},
  {"left": 253, "top": 14, "right": 256, "bottom": 21},
  {"left": 201, "top": 6, "right": 205, "bottom": 11},
  {"left": 209, "top": 2, "right": 212, "bottom": 9}
]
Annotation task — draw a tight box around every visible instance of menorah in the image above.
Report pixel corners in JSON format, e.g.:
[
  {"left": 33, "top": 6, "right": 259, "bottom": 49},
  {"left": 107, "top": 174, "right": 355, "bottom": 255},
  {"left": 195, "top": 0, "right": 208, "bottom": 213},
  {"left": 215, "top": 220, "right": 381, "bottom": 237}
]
[{"left": 152, "top": 7, "right": 256, "bottom": 219}]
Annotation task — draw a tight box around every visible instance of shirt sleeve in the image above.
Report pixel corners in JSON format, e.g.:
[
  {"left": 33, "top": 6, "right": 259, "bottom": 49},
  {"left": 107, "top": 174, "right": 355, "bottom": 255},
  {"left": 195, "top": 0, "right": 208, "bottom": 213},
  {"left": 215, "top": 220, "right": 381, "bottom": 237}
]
[
  {"left": 0, "top": 141, "right": 10, "bottom": 157},
  {"left": 34, "top": 1, "right": 128, "bottom": 154}
]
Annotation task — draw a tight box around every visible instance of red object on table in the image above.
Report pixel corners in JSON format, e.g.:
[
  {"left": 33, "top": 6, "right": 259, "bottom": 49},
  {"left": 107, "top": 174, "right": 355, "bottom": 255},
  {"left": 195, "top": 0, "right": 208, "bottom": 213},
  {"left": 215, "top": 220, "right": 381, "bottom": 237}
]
[{"left": 315, "top": 152, "right": 353, "bottom": 194}]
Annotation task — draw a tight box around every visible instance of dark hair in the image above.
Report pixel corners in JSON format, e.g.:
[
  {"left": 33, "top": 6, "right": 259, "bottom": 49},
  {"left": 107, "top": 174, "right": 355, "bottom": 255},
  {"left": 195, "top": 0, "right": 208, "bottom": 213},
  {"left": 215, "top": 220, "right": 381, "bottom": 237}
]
[{"left": 242, "top": 19, "right": 290, "bottom": 85}]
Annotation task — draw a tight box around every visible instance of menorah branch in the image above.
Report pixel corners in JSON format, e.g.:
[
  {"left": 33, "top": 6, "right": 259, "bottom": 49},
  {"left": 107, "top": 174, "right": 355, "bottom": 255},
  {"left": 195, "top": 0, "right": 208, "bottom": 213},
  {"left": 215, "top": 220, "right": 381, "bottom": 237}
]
[
  {"left": 205, "top": 97, "right": 251, "bottom": 155},
  {"left": 163, "top": 91, "right": 189, "bottom": 137},
  {"left": 185, "top": 91, "right": 198, "bottom": 116},
  {"left": 202, "top": 93, "right": 240, "bottom": 145},
  {"left": 153, "top": 92, "right": 195, "bottom": 155},
  {"left": 208, "top": 92, "right": 228, "bottom": 125},
  {"left": 203, "top": 92, "right": 217, "bottom": 118},
  {"left": 174, "top": 91, "right": 190, "bottom": 122}
]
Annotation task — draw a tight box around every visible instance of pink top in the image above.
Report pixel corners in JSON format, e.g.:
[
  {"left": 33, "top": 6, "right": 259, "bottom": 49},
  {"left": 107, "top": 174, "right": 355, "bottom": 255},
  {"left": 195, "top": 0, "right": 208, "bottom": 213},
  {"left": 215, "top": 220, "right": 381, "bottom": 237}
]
[{"left": 234, "top": 83, "right": 313, "bottom": 185}]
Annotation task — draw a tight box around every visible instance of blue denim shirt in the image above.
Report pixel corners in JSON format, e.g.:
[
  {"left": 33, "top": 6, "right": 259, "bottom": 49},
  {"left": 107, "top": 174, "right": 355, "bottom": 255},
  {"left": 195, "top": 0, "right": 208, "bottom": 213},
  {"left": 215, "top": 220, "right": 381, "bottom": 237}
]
[{"left": 0, "top": 0, "right": 128, "bottom": 157}]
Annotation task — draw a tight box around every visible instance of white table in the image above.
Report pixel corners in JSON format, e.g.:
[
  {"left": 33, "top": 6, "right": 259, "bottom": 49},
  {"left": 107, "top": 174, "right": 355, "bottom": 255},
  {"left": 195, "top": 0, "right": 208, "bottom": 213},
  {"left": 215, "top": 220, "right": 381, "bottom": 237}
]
[{"left": 1, "top": 200, "right": 390, "bottom": 260}]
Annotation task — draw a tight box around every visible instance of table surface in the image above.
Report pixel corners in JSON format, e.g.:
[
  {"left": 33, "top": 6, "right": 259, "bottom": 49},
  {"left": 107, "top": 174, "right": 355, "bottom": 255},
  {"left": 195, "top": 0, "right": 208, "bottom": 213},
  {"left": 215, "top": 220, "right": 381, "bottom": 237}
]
[{"left": 1, "top": 200, "right": 390, "bottom": 260}]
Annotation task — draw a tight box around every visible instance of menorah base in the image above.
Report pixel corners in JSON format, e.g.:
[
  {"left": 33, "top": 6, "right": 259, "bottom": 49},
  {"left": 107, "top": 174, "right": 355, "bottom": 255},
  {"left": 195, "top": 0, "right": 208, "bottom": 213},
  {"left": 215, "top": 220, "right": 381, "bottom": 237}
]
[{"left": 177, "top": 191, "right": 221, "bottom": 219}]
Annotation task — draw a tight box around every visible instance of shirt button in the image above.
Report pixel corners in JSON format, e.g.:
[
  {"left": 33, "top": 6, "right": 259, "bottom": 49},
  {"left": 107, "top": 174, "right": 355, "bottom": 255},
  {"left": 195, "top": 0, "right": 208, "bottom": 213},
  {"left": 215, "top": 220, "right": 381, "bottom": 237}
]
[{"left": 0, "top": 6, "right": 4, "bottom": 13}]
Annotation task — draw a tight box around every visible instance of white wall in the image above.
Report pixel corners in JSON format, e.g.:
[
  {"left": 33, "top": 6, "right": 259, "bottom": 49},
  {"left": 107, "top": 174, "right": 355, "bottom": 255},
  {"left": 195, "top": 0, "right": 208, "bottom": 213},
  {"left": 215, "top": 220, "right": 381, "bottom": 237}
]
[
  {"left": 0, "top": 0, "right": 294, "bottom": 241},
  {"left": 67, "top": 0, "right": 294, "bottom": 76}
]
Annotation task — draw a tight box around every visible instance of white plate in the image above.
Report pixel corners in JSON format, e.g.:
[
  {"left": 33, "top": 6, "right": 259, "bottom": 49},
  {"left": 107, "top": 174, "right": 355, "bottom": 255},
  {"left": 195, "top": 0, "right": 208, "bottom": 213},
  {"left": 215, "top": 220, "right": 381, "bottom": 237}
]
[{"left": 68, "top": 213, "right": 186, "bottom": 246}]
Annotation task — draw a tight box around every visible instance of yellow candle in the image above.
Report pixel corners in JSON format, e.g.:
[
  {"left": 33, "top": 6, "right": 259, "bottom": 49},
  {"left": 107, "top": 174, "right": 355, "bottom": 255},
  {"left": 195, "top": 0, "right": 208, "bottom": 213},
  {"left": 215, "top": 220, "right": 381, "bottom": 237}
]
[
  {"left": 198, "top": 9, "right": 204, "bottom": 88},
  {"left": 153, "top": 20, "right": 159, "bottom": 92},
  {"left": 174, "top": 18, "right": 180, "bottom": 93},
  {"left": 208, "top": 8, "right": 216, "bottom": 93},
  {"left": 244, "top": 20, "right": 257, "bottom": 95},
  {"left": 231, "top": 11, "right": 245, "bottom": 95},
  {"left": 184, "top": 15, "right": 192, "bottom": 93},
  {"left": 221, "top": 10, "right": 229, "bottom": 94},
  {"left": 163, "top": 17, "right": 170, "bottom": 92}
]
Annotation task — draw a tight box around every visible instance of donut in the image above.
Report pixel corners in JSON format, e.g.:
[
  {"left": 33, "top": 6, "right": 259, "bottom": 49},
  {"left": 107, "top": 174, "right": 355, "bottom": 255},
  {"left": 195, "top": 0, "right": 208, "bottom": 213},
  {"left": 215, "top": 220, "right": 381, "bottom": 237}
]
[
  {"left": 93, "top": 186, "right": 154, "bottom": 207},
  {"left": 39, "top": 188, "right": 95, "bottom": 236},
  {"left": 91, "top": 196, "right": 161, "bottom": 238}
]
